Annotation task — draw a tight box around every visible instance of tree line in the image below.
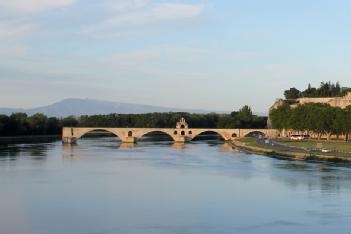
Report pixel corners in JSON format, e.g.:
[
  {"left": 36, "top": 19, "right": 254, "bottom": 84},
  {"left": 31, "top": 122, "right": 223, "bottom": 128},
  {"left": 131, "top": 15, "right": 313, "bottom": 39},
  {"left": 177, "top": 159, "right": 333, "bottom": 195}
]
[
  {"left": 0, "top": 105, "right": 267, "bottom": 136},
  {"left": 269, "top": 103, "right": 351, "bottom": 140},
  {"left": 0, "top": 113, "right": 77, "bottom": 136},
  {"left": 284, "top": 82, "right": 351, "bottom": 99}
]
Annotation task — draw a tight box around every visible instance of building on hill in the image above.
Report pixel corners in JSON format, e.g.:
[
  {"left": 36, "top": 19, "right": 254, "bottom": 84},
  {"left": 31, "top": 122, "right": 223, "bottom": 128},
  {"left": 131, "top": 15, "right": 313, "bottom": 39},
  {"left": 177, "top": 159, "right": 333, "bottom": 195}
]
[
  {"left": 268, "top": 91, "right": 351, "bottom": 133},
  {"left": 270, "top": 91, "right": 351, "bottom": 111}
]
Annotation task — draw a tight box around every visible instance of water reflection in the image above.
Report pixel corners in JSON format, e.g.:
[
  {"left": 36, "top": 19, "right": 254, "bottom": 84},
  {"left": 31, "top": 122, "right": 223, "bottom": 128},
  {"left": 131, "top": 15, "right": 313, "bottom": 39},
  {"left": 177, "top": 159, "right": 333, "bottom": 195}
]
[
  {"left": 0, "top": 143, "right": 51, "bottom": 161},
  {"left": 219, "top": 143, "right": 239, "bottom": 153},
  {"left": 62, "top": 143, "right": 82, "bottom": 151},
  {"left": 170, "top": 143, "right": 187, "bottom": 150},
  {"left": 62, "top": 143, "right": 81, "bottom": 158},
  {"left": 1, "top": 138, "right": 351, "bottom": 234},
  {"left": 268, "top": 161, "right": 351, "bottom": 196},
  {"left": 117, "top": 143, "right": 136, "bottom": 149}
]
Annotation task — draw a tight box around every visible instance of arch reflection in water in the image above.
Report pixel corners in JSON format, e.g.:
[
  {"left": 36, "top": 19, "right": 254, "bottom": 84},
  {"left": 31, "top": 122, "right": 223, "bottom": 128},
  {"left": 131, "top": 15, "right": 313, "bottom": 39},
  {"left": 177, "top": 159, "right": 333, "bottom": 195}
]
[{"left": 138, "top": 131, "right": 174, "bottom": 142}]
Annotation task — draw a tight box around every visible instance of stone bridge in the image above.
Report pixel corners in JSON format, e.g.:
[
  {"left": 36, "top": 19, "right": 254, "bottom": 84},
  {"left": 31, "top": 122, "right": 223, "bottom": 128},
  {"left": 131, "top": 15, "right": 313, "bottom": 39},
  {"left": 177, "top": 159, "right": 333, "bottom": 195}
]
[{"left": 62, "top": 118, "right": 279, "bottom": 144}]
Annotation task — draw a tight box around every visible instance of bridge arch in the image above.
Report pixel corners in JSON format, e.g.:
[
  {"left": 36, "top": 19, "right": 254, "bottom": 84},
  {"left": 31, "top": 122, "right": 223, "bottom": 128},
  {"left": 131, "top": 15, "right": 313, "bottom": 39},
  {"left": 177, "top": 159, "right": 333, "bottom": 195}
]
[
  {"left": 244, "top": 130, "right": 266, "bottom": 138},
  {"left": 138, "top": 130, "right": 176, "bottom": 142},
  {"left": 191, "top": 130, "right": 227, "bottom": 141},
  {"left": 76, "top": 128, "right": 122, "bottom": 141}
]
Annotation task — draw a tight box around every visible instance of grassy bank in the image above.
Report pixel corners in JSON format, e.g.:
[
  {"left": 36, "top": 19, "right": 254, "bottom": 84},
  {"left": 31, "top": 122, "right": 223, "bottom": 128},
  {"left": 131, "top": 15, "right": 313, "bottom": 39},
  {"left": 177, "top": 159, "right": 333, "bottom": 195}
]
[
  {"left": 276, "top": 139, "right": 351, "bottom": 152},
  {"left": 231, "top": 138, "right": 351, "bottom": 164}
]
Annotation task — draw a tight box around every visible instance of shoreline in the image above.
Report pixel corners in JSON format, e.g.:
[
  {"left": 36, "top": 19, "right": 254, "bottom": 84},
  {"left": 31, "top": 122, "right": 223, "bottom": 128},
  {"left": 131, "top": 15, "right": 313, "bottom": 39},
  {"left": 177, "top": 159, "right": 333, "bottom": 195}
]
[
  {"left": 229, "top": 139, "right": 351, "bottom": 165},
  {"left": 2, "top": 134, "right": 351, "bottom": 165}
]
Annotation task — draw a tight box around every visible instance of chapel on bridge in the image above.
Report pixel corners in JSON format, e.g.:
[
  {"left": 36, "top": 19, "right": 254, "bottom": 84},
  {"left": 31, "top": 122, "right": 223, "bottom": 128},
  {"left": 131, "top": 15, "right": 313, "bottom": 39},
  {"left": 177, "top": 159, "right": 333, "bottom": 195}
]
[{"left": 176, "top": 118, "right": 188, "bottom": 129}]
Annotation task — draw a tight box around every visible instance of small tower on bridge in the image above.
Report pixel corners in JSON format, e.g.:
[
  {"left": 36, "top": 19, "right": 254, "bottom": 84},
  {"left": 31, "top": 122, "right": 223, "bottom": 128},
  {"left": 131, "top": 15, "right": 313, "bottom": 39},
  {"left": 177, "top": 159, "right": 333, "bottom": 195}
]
[{"left": 176, "top": 117, "right": 189, "bottom": 129}]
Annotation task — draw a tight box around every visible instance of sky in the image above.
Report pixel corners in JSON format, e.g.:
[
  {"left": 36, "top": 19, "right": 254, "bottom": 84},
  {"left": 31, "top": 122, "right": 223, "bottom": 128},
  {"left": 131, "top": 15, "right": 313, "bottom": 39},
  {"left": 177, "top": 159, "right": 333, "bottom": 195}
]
[{"left": 1, "top": 0, "right": 351, "bottom": 112}]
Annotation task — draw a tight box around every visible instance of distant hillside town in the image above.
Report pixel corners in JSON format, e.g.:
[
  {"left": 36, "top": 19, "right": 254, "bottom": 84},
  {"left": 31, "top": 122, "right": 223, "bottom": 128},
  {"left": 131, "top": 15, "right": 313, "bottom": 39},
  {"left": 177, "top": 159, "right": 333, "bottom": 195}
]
[
  {"left": 269, "top": 82, "right": 351, "bottom": 140},
  {"left": 270, "top": 82, "right": 351, "bottom": 111}
]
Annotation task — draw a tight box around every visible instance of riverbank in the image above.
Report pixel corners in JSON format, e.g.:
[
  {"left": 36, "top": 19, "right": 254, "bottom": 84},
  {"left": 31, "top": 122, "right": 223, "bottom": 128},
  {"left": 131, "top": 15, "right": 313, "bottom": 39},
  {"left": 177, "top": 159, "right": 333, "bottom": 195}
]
[
  {"left": 230, "top": 138, "right": 351, "bottom": 164},
  {"left": 0, "top": 135, "right": 61, "bottom": 145}
]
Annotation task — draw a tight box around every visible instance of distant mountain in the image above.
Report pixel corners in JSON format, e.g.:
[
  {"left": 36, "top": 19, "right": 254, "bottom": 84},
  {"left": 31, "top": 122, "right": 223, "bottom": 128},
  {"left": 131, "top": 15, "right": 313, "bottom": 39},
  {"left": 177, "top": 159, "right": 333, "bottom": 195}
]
[{"left": 0, "top": 98, "right": 212, "bottom": 117}]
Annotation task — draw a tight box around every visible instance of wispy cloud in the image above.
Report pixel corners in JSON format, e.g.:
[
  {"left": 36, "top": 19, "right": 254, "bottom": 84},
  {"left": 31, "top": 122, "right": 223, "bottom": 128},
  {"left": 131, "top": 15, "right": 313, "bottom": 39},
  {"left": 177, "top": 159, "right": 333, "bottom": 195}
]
[
  {"left": 81, "top": 2, "right": 204, "bottom": 35},
  {"left": 105, "top": 49, "right": 161, "bottom": 68},
  {"left": 0, "top": 0, "right": 78, "bottom": 46},
  {"left": 0, "top": 21, "right": 34, "bottom": 39},
  {"left": 239, "top": 64, "right": 311, "bottom": 80},
  {"left": 105, "top": 0, "right": 150, "bottom": 12},
  {"left": 0, "top": 0, "right": 76, "bottom": 14},
  {"left": 104, "top": 46, "right": 210, "bottom": 68},
  {"left": 105, "top": 3, "right": 204, "bottom": 27}
]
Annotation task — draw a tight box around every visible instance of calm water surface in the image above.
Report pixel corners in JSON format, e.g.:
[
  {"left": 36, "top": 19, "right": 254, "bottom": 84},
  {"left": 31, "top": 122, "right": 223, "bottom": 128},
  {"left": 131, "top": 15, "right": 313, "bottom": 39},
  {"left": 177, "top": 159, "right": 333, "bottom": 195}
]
[{"left": 1, "top": 138, "right": 351, "bottom": 234}]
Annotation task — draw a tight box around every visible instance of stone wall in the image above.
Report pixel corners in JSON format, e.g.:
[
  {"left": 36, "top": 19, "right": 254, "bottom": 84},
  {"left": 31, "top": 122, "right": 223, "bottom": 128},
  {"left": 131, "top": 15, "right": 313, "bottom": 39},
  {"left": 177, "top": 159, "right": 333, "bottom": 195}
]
[{"left": 270, "top": 91, "right": 351, "bottom": 111}]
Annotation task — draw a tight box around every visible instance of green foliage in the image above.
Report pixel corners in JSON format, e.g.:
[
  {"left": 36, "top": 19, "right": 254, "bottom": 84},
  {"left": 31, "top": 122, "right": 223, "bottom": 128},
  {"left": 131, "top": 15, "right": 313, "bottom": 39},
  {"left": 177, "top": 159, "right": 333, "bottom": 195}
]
[
  {"left": 78, "top": 107, "right": 267, "bottom": 129},
  {"left": 239, "top": 137, "right": 256, "bottom": 143},
  {"left": 269, "top": 103, "right": 291, "bottom": 130},
  {"left": 0, "top": 115, "right": 10, "bottom": 135},
  {"left": 62, "top": 116, "right": 79, "bottom": 127},
  {"left": 270, "top": 103, "right": 351, "bottom": 139},
  {"left": 46, "top": 117, "right": 61, "bottom": 135},
  {"left": 229, "top": 105, "right": 266, "bottom": 128},
  {"left": 27, "top": 113, "right": 48, "bottom": 134},
  {"left": 9, "top": 112, "right": 29, "bottom": 135},
  {"left": 0, "top": 105, "right": 267, "bottom": 136},
  {"left": 0, "top": 114, "right": 76, "bottom": 136},
  {"left": 283, "top": 81, "right": 350, "bottom": 99},
  {"left": 284, "top": 88, "right": 301, "bottom": 99}
]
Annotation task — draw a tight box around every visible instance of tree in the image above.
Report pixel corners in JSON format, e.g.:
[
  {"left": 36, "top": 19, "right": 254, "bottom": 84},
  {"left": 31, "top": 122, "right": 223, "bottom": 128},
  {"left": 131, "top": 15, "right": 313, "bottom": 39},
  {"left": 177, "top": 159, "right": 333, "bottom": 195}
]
[
  {"left": 0, "top": 115, "right": 10, "bottom": 135},
  {"left": 284, "top": 88, "right": 301, "bottom": 99},
  {"left": 237, "top": 105, "right": 252, "bottom": 120},
  {"left": 269, "top": 103, "right": 291, "bottom": 130},
  {"left": 62, "top": 116, "right": 78, "bottom": 127},
  {"left": 319, "top": 105, "right": 336, "bottom": 140},
  {"left": 318, "top": 82, "right": 331, "bottom": 97},
  {"left": 27, "top": 113, "right": 48, "bottom": 135},
  {"left": 341, "top": 106, "right": 351, "bottom": 141},
  {"left": 332, "top": 108, "right": 348, "bottom": 140},
  {"left": 270, "top": 103, "right": 347, "bottom": 140},
  {"left": 332, "top": 82, "right": 341, "bottom": 96},
  {"left": 301, "top": 83, "right": 318, "bottom": 97},
  {"left": 46, "top": 117, "right": 61, "bottom": 135},
  {"left": 230, "top": 105, "right": 259, "bottom": 128},
  {"left": 284, "top": 82, "right": 350, "bottom": 99},
  {"left": 9, "top": 112, "right": 29, "bottom": 135},
  {"left": 288, "top": 104, "right": 308, "bottom": 132}
]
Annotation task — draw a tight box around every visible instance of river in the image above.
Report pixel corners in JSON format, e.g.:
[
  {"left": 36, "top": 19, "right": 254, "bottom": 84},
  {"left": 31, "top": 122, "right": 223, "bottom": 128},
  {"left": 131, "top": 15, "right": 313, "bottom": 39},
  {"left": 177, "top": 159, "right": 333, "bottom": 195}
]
[{"left": 1, "top": 137, "right": 351, "bottom": 234}]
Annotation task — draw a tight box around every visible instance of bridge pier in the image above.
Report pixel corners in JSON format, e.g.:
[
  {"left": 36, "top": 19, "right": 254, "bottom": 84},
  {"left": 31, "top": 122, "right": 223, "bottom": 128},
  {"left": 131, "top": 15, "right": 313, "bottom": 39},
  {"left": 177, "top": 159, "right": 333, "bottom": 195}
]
[
  {"left": 174, "top": 136, "right": 189, "bottom": 143},
  {"left": 123, "top": 137, "right": 136, "bottom": 143},
  {"left": 62, "top": 137, "right": 77, "bottom": 144}
]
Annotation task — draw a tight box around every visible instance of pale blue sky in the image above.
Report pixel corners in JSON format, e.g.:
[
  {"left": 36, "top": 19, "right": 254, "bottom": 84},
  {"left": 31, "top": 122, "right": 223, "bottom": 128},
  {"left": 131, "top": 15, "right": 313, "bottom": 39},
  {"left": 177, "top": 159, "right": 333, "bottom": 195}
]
[{"left": 1, "top": 0, "right": 351, "bottom": 112}]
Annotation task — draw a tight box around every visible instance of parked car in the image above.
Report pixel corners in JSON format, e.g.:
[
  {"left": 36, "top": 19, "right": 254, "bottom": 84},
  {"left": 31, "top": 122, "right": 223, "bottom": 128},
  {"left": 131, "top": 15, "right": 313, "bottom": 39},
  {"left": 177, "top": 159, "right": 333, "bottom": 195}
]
[
  {"left": 290, "top": 135, "right": 305, "bottom": 140},
  {"left": 321, "top": 148, "right": 331, "bottom": 153}
]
